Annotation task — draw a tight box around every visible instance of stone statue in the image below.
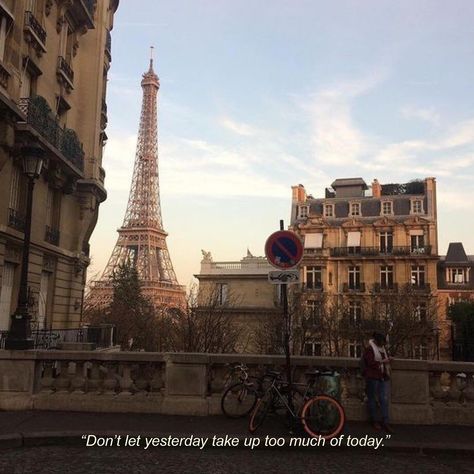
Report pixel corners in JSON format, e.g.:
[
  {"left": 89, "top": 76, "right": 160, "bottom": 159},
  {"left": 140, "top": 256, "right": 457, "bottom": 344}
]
[{"left": 201, "top": 250, "right": 213, "bottom": 262}]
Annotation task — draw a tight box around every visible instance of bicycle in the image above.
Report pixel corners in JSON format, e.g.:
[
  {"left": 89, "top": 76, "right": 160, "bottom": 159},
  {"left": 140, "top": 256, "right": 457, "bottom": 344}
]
[
  {"left": 248, "top": 369, "right": 345, "bottom": 439},
  {"left": 221, "top": 363, "right": 260, "bottom": 418}
]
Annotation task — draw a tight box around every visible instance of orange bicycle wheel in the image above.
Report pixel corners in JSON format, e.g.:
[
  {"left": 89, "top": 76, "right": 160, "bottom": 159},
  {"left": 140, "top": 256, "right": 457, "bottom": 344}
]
[
  {"left": 301, "top": 395, "right": 345, "bottom": 439},
  {"left": 248, "top": 395, "right": 272, "bottom": 434}
]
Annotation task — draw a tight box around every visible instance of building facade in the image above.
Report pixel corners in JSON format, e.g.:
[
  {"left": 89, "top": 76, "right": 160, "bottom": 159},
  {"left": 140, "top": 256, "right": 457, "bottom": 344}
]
[
  {"left": 437, "top": 242, "right": 474, "bottom": 360},
  {"left": 195, "top": 250, "right": 281, "bottom": 352},
  {"left": 290, "top": 177, "right": 440, "bottom": 359},
  {"left": 0, "top": 0, "right": 119, "bottom": 332}
]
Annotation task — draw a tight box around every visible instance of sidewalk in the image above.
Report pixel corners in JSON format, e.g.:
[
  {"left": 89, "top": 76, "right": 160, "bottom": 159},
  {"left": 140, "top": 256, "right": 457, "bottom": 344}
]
[{"left": 0, "top": 410, "right": 473, "bottom": 454}]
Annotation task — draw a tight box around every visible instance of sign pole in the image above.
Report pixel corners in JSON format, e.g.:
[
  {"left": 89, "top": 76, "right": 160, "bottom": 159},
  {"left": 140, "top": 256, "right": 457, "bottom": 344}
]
[{"left": 279, "top": 220, "right": 294, "bottom": 418}]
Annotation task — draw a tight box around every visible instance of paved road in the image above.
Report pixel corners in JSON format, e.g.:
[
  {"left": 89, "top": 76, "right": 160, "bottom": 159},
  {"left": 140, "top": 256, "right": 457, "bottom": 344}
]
[{"left": 0, "top": 446, "right": 472, "bottom": 474}]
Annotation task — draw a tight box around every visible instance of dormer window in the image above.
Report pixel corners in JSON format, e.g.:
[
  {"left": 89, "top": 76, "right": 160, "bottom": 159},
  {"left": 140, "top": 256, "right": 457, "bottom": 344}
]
[
  {"left": 349, "top": 202, "right": 361, "bottom": 217},
  {"left": 324, "top": 204, "right": 334, "bottom": 218},
  {"left": 298, "top": 205, "right": 309, "bottom": 219},
  {"left": 447, "top": 268, "right": 469, "bottom": 284},
  {"left": 381, "top": 200, "right": 393, "bottom": 216},
  {"left": 411, "top": 199, "right": 424, "bottom": 214}
]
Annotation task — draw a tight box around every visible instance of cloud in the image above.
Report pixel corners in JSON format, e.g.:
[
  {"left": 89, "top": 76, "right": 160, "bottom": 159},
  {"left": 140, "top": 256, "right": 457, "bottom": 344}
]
[
  {"left": 220, "top": 117, "right": 256, "bottom": 136},
  {"left": 400, "top": 105, "right": 440, "bottom": 125},
  {"left": 302, "top": 70, "right": 388, "bottom": 166}
]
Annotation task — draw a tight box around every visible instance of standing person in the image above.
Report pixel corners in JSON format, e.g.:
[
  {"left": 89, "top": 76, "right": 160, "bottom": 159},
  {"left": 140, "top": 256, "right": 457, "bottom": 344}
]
[{"left": 362, "top": 332, "right": 394, "bottom": 433}]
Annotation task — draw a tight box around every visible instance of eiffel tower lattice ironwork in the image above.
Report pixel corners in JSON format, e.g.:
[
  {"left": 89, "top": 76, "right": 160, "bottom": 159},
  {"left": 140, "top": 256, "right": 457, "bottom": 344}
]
[{"left": 88, "top": 55, "right": 185, "bottom": 309}]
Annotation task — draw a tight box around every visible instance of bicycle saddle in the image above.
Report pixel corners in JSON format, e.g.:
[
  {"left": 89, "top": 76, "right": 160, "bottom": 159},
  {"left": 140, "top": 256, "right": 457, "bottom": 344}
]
[
  {"left": 305, "top": 369, "right": 334, "bottom": 377},
  {"left": 265, "top": 370, "right": 282, "bottom": 378}
]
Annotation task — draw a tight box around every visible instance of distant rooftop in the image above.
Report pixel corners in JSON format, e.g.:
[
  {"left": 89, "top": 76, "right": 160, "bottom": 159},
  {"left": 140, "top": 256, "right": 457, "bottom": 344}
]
[
  {"left": 445, "top": 242, "right": 469, "bottom": 262},
  {"left": 331, "top": 178, "right": 368, "bottom": 189}
]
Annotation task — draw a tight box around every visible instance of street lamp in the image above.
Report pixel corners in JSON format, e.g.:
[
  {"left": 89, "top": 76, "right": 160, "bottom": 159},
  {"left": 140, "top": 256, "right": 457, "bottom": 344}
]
[{"left": 5, "top": 146, "right": 45, "bottom": 350}]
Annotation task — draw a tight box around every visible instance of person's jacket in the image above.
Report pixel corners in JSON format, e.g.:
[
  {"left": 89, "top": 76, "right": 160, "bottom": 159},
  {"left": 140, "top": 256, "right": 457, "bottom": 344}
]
[{"left": 363, "top": 346, "right": 387, "bottom": 380}]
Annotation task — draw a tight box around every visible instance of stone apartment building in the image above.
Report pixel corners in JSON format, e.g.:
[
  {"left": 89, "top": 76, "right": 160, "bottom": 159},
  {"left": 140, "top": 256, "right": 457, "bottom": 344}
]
[
  {"left": 437, "top": 242, "right": 474, "bottom": 360},
  {"left": 195, "top": 250, "right": 281, "bottom": 352},
  {"left": 0, "top": 0, "right": 119, "bottom": 332},
  {"left": 290, "top": 177, "right": 440, "bottom": 359}
]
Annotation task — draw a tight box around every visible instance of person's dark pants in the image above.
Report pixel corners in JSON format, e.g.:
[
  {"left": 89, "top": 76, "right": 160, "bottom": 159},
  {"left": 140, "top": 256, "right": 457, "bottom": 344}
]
[{"left": 366, "top": 378, "right": 389, "bottom": 423}]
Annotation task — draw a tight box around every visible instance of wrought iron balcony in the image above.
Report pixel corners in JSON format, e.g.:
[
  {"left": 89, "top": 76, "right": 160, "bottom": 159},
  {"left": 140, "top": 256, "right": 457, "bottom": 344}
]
[
  {"left": 8, "top": 208, "right": 26, "bottom": 232},
  {"left": 105, "top": 29, "right": 112, "bottom": 58},
  {"left": 408, "top": 282, "right": 431, "bottom": 292},
  {"left": 18, "top": 96, "right": 84, "bottom": 172},
  {"left": 24, "top": 11, "right": 47, "bottom": 52},
  {"left": 342, "top": 282, "right": 366, "bottom": 292},
  {"left": 67, "top": 0, "right": 95, "bottom": 30},
  {"left": 302, "top": 282, "right": 324, "bottom": 291},
  {"left": 45, "top": 226, "right": 60, "bottom": 245},
  {"left": 57, "top": 56, "right": 74, "bottom": 88},
  {"left": 330, "top": 246, "right": 432, "bottom": 257},
  {"left": 372, "top": 282, "right": 399, "bottom": 293}
]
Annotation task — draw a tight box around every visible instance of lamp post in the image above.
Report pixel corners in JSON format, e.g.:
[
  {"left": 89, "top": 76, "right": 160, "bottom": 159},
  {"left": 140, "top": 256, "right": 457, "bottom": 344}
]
[{"left": 5, "top": 146, "right": 45, "bottom": 350}]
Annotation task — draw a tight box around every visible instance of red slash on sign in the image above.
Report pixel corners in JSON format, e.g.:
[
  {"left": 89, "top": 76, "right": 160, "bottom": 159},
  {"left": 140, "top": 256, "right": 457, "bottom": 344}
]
[{"left": 265, "top": 230, "right": 303, "bottom": 269}]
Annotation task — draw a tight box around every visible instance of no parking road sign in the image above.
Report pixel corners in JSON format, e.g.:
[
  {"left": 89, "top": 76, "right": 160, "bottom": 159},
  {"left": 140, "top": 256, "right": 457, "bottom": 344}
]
[{"left": 265, "top": 230, "right": 303, "bottom": 269}]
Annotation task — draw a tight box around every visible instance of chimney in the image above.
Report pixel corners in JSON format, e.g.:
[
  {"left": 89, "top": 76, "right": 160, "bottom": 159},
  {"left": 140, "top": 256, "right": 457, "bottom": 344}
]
[
  {"left": 291, "top": 184, "right": 307, "bottom": 203},
  {"left": 372, "top": 179, "right": 381, "bottom": 198}
]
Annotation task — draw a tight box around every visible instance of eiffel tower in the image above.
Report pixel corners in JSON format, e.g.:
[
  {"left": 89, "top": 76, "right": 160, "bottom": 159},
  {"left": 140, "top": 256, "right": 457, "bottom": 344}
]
[{"left": 88, "top": 51, "right": 186, "bottom": 309}]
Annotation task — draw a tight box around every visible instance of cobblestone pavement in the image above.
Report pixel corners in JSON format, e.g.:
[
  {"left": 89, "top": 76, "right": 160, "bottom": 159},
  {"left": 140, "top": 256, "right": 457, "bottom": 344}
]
[{"left": 0, "top": 446, "right": 473, "bottom": 474}]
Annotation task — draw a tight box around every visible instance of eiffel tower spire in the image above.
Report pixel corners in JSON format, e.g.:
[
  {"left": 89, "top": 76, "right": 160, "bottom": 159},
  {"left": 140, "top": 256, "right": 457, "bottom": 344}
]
[{"left": 88, "top": 53, "right": 185, "bottom": 308}]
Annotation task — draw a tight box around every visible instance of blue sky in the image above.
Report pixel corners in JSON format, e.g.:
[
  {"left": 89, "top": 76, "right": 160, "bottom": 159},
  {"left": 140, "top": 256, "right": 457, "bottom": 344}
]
[{"left": 89, "top": 0, "right": 474, "bottom": 286}]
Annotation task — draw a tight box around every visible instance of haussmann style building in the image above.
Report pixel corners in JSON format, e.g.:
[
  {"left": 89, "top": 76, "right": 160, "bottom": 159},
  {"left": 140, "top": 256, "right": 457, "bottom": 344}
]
[
  {"left": 0, "top": 0, "right": 119, "bottom": 337},
  {"left": 289, "top": 177, "right": 440, "bottom": 359}
]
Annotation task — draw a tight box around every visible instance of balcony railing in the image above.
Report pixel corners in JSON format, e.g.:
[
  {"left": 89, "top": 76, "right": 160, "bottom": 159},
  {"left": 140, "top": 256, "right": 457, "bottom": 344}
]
[
  {"left": 0, "top": 62, "right": 10, "bottom": 89},
  {"left": 372, "top": 282, "right": 399, "bottom": 293},
  {"left": 330, "top": 246, "right": 432, "bottom": 257},
  {"left": 18, "top": 96, "right": 84, "bottom": 172},
  {"left": 57, "top": 56, "right": 74, "bottom": 86},
  {"left": 24, "top": 11, "right": 47, "bottom": 49},
  {"left": 342, "top": 282, "right": 366, "bottom": 292},
  {"left": 302, "top": 282, "right": 324, "bottom": 291},
  {"left": 8, "top": 208, "right": 26, "bottom": 232},
  {"left": 45, "top": 226, "right": 60, "bottom": 246},
  {"left": 105, "top": 29, "right": 112, "bottom": 58}
]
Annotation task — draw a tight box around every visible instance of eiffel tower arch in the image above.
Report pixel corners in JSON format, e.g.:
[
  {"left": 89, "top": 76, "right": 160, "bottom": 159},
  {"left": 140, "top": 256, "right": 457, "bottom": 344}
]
[{"left": 88, "top": 55, "right": 186, "bottom": 309}]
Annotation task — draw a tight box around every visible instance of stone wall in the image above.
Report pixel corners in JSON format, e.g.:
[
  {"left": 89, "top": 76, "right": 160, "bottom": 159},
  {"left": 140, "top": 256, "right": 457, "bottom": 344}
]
[{"left": 0, "top": 351, "right": 473, "bottom": 425}]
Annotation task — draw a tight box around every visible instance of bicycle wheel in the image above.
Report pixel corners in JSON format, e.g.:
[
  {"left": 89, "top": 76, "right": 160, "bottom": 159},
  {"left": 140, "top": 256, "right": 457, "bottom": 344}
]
[
  {"left": 248, "top": 393, "right": 272, "bottom": 434},
  {"left": 301, "top": 395, "right": 345, "bottom": 439},
  {"left": 221, "top": 382, "right": 257, "bottom": 418}
]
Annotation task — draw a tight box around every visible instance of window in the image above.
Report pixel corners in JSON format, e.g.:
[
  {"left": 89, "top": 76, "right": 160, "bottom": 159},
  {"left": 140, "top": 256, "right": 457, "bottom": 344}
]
[
  {"left": 348, "top": 301, "right": 362, "bottom": 325},
  {"left": 305, "top": 300, "right": 321, "bottom": 326},
  {"left": 45, "top": 187, "right": 61, "bottom": 245},
  {"left": 0, "top": 263, "right": 15, "bottom": 331},
  {"left": 411, "top": 265, "right": 425, "bottom": 287},
  {"left": 304, "top": 341, "right": 322, "bottom": 356},
  {"left": 381, "top": 201, "right": 393, "bottom": 215},
  {"left": 304, "top": 233, "right": 323, "bottom": 249},
  {"left": 413, "top": 302, "right": 427, "bottom": 322},
  {"left": 8, "top": 165, "right": 27, "bottom": 230},
  {"left": 411, "top": 199, "right": 424, "bottom": 214},
  {"left": 414, "top": 344, "right": 428, "bottom": 360},
  {"left": 447, "top": 268, "right": 468, "bottom": 284},
  {"left": 37, "top": 271, "right": 51, "bottom": 329},
  {"left": 380, "top": 266, "right": 393, "bottom": 289},
  {"left": 379, "top": 232, "right": 393, "bottom": 254},
  {"left": 324, "top": 204, "right": 334, "bottom": 218},
  {"left": 347, "top": 231, "right": 361, "bottom": 253},
  {"left": 298, "top": 205, "right": 309, "bottom": 219},
  {"left": 305, "top": 266, "right": 322, "bottom": 290},
  {"left": 348, "top": 341, "right": 362, "bottom": 358},
  {"left": 349, "top": 202, "right": 361, "bottom": 217},
  {"left": 348, "top": 266, "right": 360, "bottom": 290},
  {"left": 410, "top": 232, "right": 425, "bottom": 252},
  {"left": 0, "top": 15, "right": 7, "bottom": 63},
  {"left": 216, "top": 283, "right": 228, "bottom": 305}
]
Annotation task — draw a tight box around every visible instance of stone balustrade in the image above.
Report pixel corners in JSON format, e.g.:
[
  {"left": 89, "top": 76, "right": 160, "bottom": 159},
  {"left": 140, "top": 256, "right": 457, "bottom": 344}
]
[{"left": 0, "top": 351, "right": 473, "bottom": 425}]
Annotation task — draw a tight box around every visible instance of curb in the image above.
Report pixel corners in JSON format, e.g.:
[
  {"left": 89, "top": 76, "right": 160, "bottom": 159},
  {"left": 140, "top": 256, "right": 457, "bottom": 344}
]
[{"left": 0, "top": 431, "right": 473, "bottom": 455}]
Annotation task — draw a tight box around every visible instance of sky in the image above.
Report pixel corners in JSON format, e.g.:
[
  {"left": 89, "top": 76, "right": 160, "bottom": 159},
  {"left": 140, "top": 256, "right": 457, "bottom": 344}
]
[{"left": 88, "top": 0, "right": 474, "bottom": 288}]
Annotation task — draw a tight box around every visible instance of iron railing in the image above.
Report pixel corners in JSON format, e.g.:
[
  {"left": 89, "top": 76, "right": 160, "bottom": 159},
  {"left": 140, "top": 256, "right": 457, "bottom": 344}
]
[
  {"left": 18, "top": 96, "right": 84, "bottom": 172},
  {"left": 24, "top": 11, "right": 47, "bottom": 46},
  {"left": 105, "top": 29, "right": 111, "bottom": 56},
  {"left": 342, "top": 282, "right": 366, "bottom": 292},
  {"left": 301, "top": 282, "right": 324, "bottom": 291},
  {"left": 372, "top": 282, "right": 399, "bottom": 292},
  {"left": 57, "top": 56, "right": 74, "bottom": 84},
  {"left": 330, "top": 246, "right": 432, "bottom": 257},
  {"left": 8, "top": 208, "right": 26, "bottom": 231},
  {"left": 82, "top": 0, "right": 96, "bottom": 18},
  {"left": 45, "top": 226, "right": 60, "bottom": 245}
]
